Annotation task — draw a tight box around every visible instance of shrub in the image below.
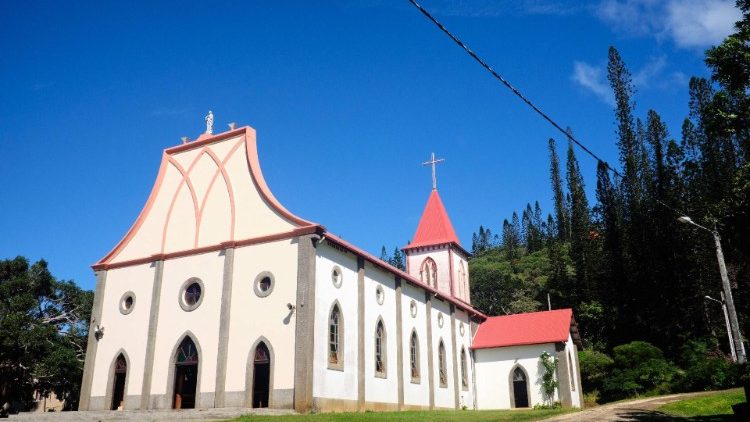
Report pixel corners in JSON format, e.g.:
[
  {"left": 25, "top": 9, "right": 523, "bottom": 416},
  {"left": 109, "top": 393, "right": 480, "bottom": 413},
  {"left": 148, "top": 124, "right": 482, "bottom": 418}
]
[
  {"left": 578, "top": 349, "right": 613, "bottom": 393},
  {"left": 601, "top": 341, "right": 678, "bottom": 401},
  {"left": 673, "top": 339, "right": 738, "bottom": 392}
]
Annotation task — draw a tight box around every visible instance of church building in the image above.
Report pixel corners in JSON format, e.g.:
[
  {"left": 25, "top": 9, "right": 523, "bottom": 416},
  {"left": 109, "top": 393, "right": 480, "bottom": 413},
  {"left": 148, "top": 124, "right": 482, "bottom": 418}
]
[{"left": 79, "top": 118, "right": 582, "bottom": 413}]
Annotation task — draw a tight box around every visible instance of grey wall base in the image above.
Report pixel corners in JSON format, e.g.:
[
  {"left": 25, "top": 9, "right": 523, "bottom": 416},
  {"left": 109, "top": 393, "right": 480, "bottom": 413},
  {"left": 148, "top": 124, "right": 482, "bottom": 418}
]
[{"left": 222, "top": 389, "right": 294, "bottom": 409}]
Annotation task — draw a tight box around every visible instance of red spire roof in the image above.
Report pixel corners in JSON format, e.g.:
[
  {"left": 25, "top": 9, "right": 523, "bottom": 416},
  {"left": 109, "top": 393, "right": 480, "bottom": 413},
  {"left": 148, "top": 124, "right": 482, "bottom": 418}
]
[
  {"left": 406, "top": 189, "right": 460, "bottom": 249},
  {"left": 472, "top": 309, "right": 579, "bottom": 349}
]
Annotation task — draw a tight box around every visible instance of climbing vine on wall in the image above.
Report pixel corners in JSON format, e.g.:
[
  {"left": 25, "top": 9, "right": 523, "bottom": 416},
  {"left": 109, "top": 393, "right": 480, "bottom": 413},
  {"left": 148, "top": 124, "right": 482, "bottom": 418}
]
[{"left": 540, "top": 351, "right": 559, "bottom": 406}]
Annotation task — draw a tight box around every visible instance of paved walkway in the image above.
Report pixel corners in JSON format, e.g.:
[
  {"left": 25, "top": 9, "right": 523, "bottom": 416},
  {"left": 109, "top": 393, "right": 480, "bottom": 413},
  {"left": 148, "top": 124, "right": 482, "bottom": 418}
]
[
  {"left": 8, "top": 407, "right": 295, "bottom": 422},
  {"left": 544, "top": 391, "right": 721, "bottom": 421}
]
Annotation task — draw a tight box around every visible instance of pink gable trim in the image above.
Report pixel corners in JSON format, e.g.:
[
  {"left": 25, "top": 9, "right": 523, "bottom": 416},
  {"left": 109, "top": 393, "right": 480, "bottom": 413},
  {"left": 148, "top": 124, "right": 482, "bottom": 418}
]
[
  {"left": 94, "top": 126, "right": 317, "bottom": 267},
  {"left": 242, "top": 127, "right": 314, "bottom": 227},
  {"left": 161, "top": 155, "right": 201, "bottom": 254}
]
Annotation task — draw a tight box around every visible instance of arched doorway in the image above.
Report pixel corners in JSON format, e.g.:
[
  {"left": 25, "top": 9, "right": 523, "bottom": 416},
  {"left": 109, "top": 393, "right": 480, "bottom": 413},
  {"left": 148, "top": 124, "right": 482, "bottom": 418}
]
[
  {"left": 511, "top": 366, "right": 529, "bottom": 408},
  {"left": 110, "top": 354, "right": 127, "bottom": 410},
  {"left": 173, "top": 337, "right": 199, "bottom": 409},
  {"left": 252, "top": 342, "right": 271, "bottom": 408}
]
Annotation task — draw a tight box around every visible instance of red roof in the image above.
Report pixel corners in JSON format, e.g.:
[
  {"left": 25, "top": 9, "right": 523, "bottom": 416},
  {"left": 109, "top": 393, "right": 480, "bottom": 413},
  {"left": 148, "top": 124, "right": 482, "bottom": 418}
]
[
  {"left": 472, "top": 309, "right": 578, "bottom": 349},
  {"left": 406, "top": 189, "right": 460, "bottom": 249}
]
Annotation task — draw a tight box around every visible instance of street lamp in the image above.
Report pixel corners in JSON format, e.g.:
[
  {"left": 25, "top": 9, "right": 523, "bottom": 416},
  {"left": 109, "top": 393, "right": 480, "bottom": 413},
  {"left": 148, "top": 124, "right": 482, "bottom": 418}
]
[
  {"left": 679, "top": 215, "right": 746, "bottom": 363},
  {"left": 705, "top": 293, "right": 737, "bottom": 362}
]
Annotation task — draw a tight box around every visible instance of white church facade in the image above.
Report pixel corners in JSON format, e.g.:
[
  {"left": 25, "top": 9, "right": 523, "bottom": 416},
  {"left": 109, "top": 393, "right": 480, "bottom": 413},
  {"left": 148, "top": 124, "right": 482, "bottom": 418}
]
[{"left": 79, "top": 120, "right": 583, "bottom": 413}]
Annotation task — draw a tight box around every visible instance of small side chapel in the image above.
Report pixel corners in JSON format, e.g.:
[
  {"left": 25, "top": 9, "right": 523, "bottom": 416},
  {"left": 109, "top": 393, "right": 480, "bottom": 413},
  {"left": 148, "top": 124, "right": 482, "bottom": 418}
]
[{"left": 79, "top": 117, "right": 583, "bottom": 413}]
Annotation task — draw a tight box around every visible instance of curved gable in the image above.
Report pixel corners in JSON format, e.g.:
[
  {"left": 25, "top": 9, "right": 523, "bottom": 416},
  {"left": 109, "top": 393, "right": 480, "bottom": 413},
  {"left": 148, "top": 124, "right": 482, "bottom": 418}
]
[{"left": 95, "top": 126, "right": 315, "bottom": 268}]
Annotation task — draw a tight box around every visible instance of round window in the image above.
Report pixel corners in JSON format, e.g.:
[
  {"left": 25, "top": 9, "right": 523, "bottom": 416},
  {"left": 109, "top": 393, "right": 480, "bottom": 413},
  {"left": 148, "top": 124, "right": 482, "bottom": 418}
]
[
  {"left": 254, "top": 272, "right": 275, "bottom": 298},
  {"left": 179, "top": 278, "right": 204, "bottom": 312},
  {"left": 119, "top": 291, "right": 135, "bottom": 315},
  {"left": 331, "top": 266, "right": 342, "bottom": 288},
  {"left": 437, "top": 313, "right": 444, "bottom": 328},
  {"left": 460, "top": 323, "right": 465, "bottom": 336},
  {"left": 376, "top": 286, "right": 385, "bottom": 305},
  {"left": 410, "top": 300, "right": 418, "bottom": 318}
]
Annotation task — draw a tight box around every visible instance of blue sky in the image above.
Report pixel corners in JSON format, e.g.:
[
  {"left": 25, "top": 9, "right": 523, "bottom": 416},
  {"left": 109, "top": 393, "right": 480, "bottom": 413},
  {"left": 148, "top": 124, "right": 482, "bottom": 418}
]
[{"left": 0, "top": 0, "right": 741, "bottom": 291}]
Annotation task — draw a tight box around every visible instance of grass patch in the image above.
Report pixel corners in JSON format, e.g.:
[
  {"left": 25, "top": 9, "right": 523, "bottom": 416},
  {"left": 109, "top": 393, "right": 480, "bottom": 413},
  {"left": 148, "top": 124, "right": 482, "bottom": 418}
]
[
  {"left": 659, "top": 388, "right": 744, "bottom": 417},
  {"left": 228, "top": 408, "right": 574, "bottom": 422}
]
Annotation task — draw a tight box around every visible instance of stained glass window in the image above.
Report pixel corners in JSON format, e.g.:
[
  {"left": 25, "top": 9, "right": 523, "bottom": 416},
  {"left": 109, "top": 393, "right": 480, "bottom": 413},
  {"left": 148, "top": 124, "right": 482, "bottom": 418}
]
[
  {"left": 176, "top": 337, "right": 198, "bottom": 365},
  {"left": 438, "top": 341, "right": 447, "bottom": 387},
  {"left": 461, "top": 348, "right": 468, "bottom": 388},
  {"left": 410, "top": 332, "right": 419, "bottom": 380},
  {"left": 255, "top": 342, "right": 270, "bottom": 364},
  {"left": 375, "top": 320, "right": 385, "bottom": 375},
  {"left": 115, "top": 354, "right": 127, "bottom": 373},
  {"left": 328, "top": 305, "right": 340, "bottom": 365},
  {"left": 184, "top": 283, "right": 201, "bottom": 306}
]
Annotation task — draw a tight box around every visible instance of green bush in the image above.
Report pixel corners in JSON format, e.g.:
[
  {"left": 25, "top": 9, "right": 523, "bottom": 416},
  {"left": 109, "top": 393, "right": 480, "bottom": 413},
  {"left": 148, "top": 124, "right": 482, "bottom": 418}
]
[
  {"left": 600, "top": 341, "right": 678, "bottom": 401},
  {"left": 673, "top": 339, "right": 739, "bottom": 392},
  {"left": 578, "top": 349, "right": 613, "bottom": 393}
]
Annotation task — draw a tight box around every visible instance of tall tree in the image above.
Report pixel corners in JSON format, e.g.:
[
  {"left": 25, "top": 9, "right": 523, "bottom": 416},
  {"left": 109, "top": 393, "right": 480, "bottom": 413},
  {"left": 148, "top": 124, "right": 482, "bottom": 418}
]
[
  {"left": 566, "top": 140, "right": 593, "bottom": 299},
  {"left": 0, "top": 257, "right": 92, "bottom": 411},
  {"left": 549, "top": 138, "right": 568, "bottom": 241}
]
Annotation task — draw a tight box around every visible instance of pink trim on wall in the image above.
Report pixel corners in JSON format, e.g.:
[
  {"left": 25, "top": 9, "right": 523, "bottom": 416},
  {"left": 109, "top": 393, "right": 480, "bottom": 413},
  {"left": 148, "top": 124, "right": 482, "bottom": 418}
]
[
  {"left": 161, "top": 155, "right": 201, "bottom": 253},
  {"left": 94, "top": 125, "right": 319, "bottom": 267},
  {"left": 92, "top": 225, "right": 323, "bottom": 271},
  {"left": 194, "top": 141, "right": 242, "bottom": 247},
  {"left": 95, "top": 154, "right": 170, "bottom": 265},
  {"left": 448, "top": 247, "right": 455, "bottom": 299},
  {"left": 242, "top": 128, "right": 314, "bottom": 227},
  {"left": 165, "top": 127, "right": 247, "bottom": 154},
  {"left": 323, "top": 232, "right": 486, "bottom": 319}
]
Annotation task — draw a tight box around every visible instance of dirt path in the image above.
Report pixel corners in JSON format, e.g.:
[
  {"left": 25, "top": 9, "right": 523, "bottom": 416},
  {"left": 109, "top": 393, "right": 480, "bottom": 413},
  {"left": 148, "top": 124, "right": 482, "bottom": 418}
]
[{"left": 543, "top": 391, "right": 720, "bottom": 421}]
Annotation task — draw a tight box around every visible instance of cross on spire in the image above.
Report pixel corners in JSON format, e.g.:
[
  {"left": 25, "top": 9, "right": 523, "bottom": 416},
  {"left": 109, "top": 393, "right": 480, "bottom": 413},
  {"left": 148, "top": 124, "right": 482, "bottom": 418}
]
[{"left": 422, "top": 152, "right": 445, "bottom": 190}]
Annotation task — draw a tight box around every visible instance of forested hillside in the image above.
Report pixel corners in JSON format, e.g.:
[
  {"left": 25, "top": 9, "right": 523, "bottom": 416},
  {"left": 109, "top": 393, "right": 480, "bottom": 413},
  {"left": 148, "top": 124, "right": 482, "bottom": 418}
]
[{"left": 467, "top": 0, "right": 750, "bottom": 401}]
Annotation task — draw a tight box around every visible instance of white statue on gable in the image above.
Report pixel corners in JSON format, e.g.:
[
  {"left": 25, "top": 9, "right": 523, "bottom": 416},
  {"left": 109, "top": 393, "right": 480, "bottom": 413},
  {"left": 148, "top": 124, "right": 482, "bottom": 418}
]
[{"left": 205, "top": 110, "right": 214, "bottom": 135}]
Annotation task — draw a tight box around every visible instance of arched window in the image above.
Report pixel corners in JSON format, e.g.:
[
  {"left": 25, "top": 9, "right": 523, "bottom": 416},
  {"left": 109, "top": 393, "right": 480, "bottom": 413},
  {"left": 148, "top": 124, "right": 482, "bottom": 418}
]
[
  {"left": 438, "top": 340, "right": 447, "bottom": 387},
  {"left": 420, "top": 258, "right": 438, "bottom": 288},
  {"left": 328, "top": 304, "right": 343, "bottom": 369},
  {"left": 410, "top": 331, "right": 420, "bottom": 382},
  {"left": 375, "top": 319, "right": 386, "bottom": 376},
  {"left": 460, "top": 347, "right": 469, "bottom": 389}
]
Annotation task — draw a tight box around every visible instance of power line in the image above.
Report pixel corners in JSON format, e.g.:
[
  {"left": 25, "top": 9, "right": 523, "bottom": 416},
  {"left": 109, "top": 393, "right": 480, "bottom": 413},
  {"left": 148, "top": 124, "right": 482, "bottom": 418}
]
[{"left": 406, "top": 0, "right": 622, "bottom": 179}]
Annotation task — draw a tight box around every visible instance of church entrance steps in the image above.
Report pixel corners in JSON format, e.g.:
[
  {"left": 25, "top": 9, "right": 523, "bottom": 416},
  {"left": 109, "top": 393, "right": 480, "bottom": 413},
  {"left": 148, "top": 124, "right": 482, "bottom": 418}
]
[{"left": 9, "top": 407, "right": 296, "bottom": 422}]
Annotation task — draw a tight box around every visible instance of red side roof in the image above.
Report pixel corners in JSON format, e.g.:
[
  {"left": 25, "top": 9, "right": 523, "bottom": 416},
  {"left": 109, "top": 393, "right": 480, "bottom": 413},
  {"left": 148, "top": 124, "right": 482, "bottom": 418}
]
[
  {"left": 406, "top": 189, "right": 460, "bottom": 249},
  {"left": 472, "top": 309, "right": 578, "bottom": 349}
]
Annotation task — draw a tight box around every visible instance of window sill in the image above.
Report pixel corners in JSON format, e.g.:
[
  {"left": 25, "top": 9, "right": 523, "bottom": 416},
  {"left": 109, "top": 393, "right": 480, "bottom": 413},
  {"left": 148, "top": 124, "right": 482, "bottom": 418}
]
[{"left": 327, "top": 363, "right": 344, "bottom": 372}]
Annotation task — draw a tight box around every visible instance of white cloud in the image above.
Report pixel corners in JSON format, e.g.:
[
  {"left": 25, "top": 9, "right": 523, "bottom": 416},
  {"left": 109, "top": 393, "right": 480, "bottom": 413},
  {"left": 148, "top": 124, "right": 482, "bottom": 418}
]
[
  {"left": 572, "top": 61, "right": 614, "bottom": 105},
  {"left": 572, "top": 56, "right": 685, "bottom": 104},
  {"left": 632, "top": 55, "right": 666, "bottom": 88},
  {"left": 595, "top": 0, "right": 741, "bottom": 49},
  {"left": 665, "top": 0, "right": 742, "bottom": 48}
]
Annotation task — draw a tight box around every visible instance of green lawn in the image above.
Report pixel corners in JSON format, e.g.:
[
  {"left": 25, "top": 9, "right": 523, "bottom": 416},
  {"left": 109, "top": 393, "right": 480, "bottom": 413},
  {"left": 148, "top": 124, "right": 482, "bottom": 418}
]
[
  {"left": 659, "top": 388, "right": 745, "bottom": 418},
  {"left": 229, "top": 408, "right": 574, "bottom": 422}
]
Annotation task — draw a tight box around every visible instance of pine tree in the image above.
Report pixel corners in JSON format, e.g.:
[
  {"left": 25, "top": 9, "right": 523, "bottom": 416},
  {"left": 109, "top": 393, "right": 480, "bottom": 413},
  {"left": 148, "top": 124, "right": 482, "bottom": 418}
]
[
  {"left": 389, "top": 247, "right": 406, "bottom": 271},
  {"left": 380, "top": 246, "right": 389, "bottom": 262},
  {"left": 607, "top": 46, "right": 641, "bottom": 213},
  {"left": 566, "top": 140, "right": 593, "bottom": 299},
  {"left": 594, "top": 161, "right": 626, "bottom": 345},
  {"left": 549, "top": 138, "right": 568, "bottom": 241}
]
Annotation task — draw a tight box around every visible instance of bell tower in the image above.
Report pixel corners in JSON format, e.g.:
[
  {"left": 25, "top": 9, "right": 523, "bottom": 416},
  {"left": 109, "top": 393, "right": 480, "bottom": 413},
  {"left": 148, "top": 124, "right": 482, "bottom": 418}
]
[{"left": 403, "top": 154, "right": 471, "bottom": 304}]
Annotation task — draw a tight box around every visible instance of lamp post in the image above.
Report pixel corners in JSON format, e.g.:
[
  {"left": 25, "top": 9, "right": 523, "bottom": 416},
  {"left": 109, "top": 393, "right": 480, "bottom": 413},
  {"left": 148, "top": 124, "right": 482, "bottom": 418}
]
[
  {"left": 705, "top": 293, "right": 737, "bottom": 362},
  {"left": 678, "top": 216, "right": 746, "bottom": 363}
]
